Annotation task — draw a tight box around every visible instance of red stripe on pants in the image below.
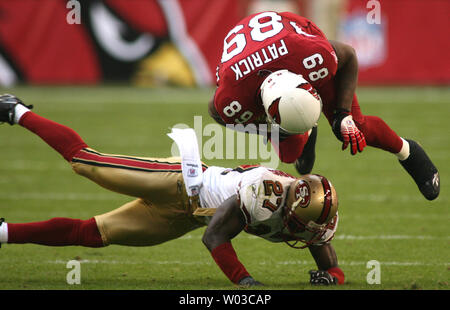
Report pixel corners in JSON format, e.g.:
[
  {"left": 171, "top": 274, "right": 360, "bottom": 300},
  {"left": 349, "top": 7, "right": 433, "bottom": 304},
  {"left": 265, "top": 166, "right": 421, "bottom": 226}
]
[{"left": 73, "top": 149, "right": 182, "bottom": 171}]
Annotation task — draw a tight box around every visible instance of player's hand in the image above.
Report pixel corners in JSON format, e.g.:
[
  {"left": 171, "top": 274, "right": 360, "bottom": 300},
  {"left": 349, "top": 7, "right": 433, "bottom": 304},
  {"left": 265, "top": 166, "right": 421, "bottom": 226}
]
[
  {"left": 332, "top": 111, "right": 366, "bottom": 155},
  {"left": 237, "top": 276, "right": 264, "bottom": 288},
  {"left": 309, "top": 270, "right": 337, "bottom": 286}
]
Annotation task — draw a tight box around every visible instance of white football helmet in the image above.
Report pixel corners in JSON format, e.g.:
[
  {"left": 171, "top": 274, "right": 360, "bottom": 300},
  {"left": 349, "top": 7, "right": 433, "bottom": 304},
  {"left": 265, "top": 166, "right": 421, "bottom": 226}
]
[{"left": 260, "top": 70, "right": 322, "bottom": 135}]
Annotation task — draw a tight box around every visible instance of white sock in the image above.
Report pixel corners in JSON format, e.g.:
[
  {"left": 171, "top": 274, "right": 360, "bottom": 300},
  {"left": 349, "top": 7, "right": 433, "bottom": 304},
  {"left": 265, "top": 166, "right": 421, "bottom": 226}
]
[
  {"left": 0, "top": 222, "right": 8, "bottom": 243},
  {"left": 396, "top": 138, "right": 410, "bottom": 161},
  {"left": 14, "top": 104, "right": 31, "bottom": 124}
]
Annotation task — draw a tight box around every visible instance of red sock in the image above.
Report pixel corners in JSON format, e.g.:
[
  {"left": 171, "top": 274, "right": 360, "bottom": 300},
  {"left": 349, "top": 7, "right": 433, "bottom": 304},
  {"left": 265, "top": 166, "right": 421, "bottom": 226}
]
[
  {"left": 210, "top": 242, "right": 250, "bottom": 284},
  {"left": 7, "top": 217, "right": 104, "bottom": 248},
  {"left": 19, "top": 112, "right": 88, "bottom": 161}
]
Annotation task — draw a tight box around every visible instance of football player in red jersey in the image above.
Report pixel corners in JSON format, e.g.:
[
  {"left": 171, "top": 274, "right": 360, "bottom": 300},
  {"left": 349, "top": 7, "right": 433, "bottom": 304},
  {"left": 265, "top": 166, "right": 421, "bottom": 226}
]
[
  {"left": 209, "top": 11, "right": 440, "bottom": 201},
  {"left": 0, "top": 94, "right": 343, "bottom": 287}
]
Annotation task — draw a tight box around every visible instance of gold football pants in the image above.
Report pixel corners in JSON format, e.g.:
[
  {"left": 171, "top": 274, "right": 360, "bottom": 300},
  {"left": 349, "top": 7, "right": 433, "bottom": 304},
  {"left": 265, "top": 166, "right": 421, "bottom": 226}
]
[{"left": 70, "top": 148, "right": 205, "bottom": 246}]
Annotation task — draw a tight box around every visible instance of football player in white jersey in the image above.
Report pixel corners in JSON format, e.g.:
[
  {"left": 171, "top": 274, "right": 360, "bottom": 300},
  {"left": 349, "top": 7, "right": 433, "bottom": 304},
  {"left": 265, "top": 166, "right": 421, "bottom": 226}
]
[
  {"left": 0, "top": 94, "right": 344, "bottom": 286},
  {"left": 201, "top": 166, "right": 342, "bottom": 286}
]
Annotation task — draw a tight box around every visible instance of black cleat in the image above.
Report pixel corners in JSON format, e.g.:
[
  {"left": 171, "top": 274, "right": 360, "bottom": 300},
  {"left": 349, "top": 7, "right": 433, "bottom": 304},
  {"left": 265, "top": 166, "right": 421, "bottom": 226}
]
[
  {"left": 0, "top": 94, "right": 33, "bottom": 125},
  {"left": 295, "top": 126, "right": 317, "bottom": 175},
  {"left": 399, "top": 139, "right": 440, "bottom": 201},
  {"left": 309, "top": 270, "right": 337, "bottom": 286}
]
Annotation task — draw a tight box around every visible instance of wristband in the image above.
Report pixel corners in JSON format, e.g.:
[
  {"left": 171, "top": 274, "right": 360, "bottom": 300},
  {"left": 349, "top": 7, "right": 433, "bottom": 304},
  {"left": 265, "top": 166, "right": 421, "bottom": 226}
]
[
  {"left": 327, "top": 267, "right": 345, "bottom": 285},
  {"left": 333, "top": 108, "right": 351, "bottom": 115},
  {"left": 211, "top": 242, "right": 250, "bottom": 284}
]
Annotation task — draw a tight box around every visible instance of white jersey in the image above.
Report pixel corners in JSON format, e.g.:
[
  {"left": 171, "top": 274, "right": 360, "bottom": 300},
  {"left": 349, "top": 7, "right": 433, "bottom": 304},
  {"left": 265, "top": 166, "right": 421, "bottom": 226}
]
[{"left": 199, "top": 165, "right": 337, "bottom": 245}]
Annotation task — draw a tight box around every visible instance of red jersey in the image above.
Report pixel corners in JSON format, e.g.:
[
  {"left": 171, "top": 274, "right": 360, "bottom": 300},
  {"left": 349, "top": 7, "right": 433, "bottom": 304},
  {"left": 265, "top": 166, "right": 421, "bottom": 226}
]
[{"left": 214, "top": 11, "right": 338, "bottom": 126}]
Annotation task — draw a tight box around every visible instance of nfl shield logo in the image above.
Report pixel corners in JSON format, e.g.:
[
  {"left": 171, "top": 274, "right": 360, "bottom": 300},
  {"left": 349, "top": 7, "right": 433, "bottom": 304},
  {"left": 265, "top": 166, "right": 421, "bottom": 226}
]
[{"left": 339, "top": 11, "right": 387, "bottom": 69}]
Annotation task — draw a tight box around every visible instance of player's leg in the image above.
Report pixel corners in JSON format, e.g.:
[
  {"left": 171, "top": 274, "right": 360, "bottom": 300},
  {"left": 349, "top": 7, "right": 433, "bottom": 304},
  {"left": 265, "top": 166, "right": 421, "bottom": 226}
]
[
  {"left": 18, "top": 108, "right": 186, "bottom": 198},
  {"left": 324, "top": 94, "right": 440, "bottom": 200},
  {"left": 0, "top": 217, "right": 104, "bottom": 247},
  {"left": 0, "top": 199, "right": 204, "bottom": 247},
  {"left": 0, "top": 94, "right": 207, "bottom": 199},
  {"left": 352, "top": 96, "right": 439, "bottom": 200},
  {"left": 76, "top": 170, "right": 204, "bottom": 246},
  {"left": 70, "top": 151, "right": 186, "bottom": 200},
  {"left": 95, "top": 198, "right": 204, "bottom": 246},
  {"left": 0, "top": 95, "right": 205, "bottom": 246},
  {"left": 0, "top": 94, "right": 88, "bottom": 161},
  {"left": 348, "top": 95, "right": 404, "bottom": 153},
  {"left": 295, "top": 126, "right": 317, "bottom": 175},
  {"left": 0, "top": 168, "right": 204, "bottom": 247}
]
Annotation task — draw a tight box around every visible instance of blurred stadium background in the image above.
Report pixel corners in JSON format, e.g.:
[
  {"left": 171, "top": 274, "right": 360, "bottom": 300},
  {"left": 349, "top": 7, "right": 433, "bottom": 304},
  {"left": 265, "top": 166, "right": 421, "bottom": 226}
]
[
  {"left": 0, "top": 0, "right": 448, "bottom": 290},
  {"left": 1, "top": 0, "right": 449, "bottom": 87}
]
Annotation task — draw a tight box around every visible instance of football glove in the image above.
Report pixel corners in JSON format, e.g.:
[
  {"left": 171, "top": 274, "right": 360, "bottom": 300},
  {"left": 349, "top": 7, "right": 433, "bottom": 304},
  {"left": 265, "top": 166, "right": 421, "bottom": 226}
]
[
  {"left": 309, "top": 270, "right": 337, "bottom": 286},
  {"left": 332, "top": 110, "right": 366, "bottom": 155},
  {"left": 237, "top": 276, "right": 264, "bottom": 288}
]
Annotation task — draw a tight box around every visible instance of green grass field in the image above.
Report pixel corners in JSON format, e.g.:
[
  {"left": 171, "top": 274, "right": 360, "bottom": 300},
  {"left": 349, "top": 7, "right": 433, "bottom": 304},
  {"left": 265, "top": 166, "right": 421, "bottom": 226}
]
[{"left": 0, "top": 85, "right": 448, "bottom": 291}]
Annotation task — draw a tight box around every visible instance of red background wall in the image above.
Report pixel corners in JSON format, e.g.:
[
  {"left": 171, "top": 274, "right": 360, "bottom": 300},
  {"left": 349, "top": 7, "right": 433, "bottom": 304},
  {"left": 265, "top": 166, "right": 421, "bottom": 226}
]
[{"left": 0, "top": 0, "right": 448, "bottom": 86}]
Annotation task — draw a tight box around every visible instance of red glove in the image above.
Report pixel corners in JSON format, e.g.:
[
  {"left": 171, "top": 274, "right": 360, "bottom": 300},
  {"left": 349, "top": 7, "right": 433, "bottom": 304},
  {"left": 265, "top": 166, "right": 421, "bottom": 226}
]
[{"left": 332, "top": 111, "right": 366, "bottom": 155}]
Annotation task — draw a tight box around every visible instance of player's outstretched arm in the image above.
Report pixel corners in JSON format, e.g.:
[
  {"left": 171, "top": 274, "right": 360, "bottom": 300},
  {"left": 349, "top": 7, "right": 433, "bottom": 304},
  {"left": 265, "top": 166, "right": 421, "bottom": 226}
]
[
  {"left": 202, "top": 195, "right": 262, "bottom": 287},
  {"left": 308, "top": 243, "right": 345, "bottom": 285},
  {"left": 329, "top": 41, "right": 367, "bottom": 155}
]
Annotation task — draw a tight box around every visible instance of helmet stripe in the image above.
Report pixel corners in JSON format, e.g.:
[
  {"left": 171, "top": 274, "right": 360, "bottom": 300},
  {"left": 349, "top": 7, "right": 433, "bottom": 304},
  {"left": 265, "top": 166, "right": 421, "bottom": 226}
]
[
  {"left": 297, "top": 83, "right": 321, "bottom": 102},
  {"left": 268, "top": 97, "right": 282, "bottom": 124},
  {"left": 316, "top": 176, "right": 332, "bottom": 224}
]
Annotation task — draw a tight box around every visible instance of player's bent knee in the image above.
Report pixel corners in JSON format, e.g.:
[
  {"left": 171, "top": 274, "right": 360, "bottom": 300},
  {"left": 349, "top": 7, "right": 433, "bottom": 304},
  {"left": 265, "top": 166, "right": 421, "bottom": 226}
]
[
  {"left": 77, "top": 218, "right": 105, "bottom": 248},
  {"left": 71, "top": 162, "right": 84, "bottom": 175},
  {"left": 71, "top": 162, "right": 97, "bottom": 178}
]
